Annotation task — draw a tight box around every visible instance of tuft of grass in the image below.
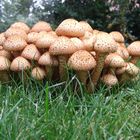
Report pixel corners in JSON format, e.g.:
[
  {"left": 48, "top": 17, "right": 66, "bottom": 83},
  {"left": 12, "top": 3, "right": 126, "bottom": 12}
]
[{"left": 0, "top": 76, "right": 140, "bottom": 140}]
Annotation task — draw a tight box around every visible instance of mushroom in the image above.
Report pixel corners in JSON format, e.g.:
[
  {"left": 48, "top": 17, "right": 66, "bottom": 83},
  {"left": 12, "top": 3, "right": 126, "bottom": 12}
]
[
  {"left": 79, "top": 21, "right": 93, "bottom": 33},
  {"left": 38, "top": 51, "right": 58, "bottom": 80},
  {"left": 27, "top": 32, "right": 39, "bottom": 43},
  {"left": 31, "top": 67, "right": 46, "bottom": 80},
  {"left": 0, "top": 33, "right": 6, "bottom": 45},
  {"left": 127, "top": 41, "right": 140, "bottom": 64},
  {"left": 31, "top": 21, "right": 52, "bottom": 32},
  {"left": 55, "top": 19, "right": 85, "bottom": 37},
  {"left": 49, "top": 36, "right": 77, "bottom": 81},
  {"left": 10, "top": 22, "right": 30, "bottom": 33},
  {"left": 0, "top": 56, "right": 11, "bottom": 82},
  {"left": 68, "top": 50, "right": 96, "bottom": 85},
  {"left": 21, "top": 44, "right": 41, "bottom": 61},
  {"left": 0, "top": 46, "right": 12, "bottom": 60},
  {"left": 88, "top": 32, "right": 117, "bottom": 91}
]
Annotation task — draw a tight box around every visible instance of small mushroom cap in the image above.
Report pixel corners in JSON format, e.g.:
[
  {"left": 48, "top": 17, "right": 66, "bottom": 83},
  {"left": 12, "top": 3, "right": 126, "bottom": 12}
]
[
  {"left": 10, "top": 56, "right": 31, "bottom": 71},
  {"left": 5, "top": 28, "right": 27, "bottom": 41},
  {"left": 110, "top": 31, "right": 124, "bottom": 43},
  {"left": 3, "top": 35, "right": 27, "bottom": 51},
  {"left": 92, "top": 29, "right": 100, "bottom": 35},
  {"left": 11, "top": 22, "right": 30, "bottom": 33},
  {"left": 79, "top": 21, "right": 93, "bottom": 32},
  {"left": 55, "top": 19, "right": 85, "bottom": 37},
  {"left": 38, "top": 52, "right": 58, "bottom": 66},
  {"left": 127, "top": 41, "right": 140, "bottom": 56},
  {"left": 21, "top": 44, "right": 41, "bottom": 61},
  {"left": 105, "top": 53, "right": 126, "bottom": 68},
  {"left": 0, "top": 46, "right": 12, "bottom": 59},
  {"left": 36, "top": 33, "right": 58, "bottom": 49},
  {"left": 125, "top": 62, "right": 139, "bottom": 76},
  {"left": 49, "top": 36, "right": 77, "bottom": 55},
  {"left": 68, "top": 50, "right": 96, "bottom": 71},
  {"left": 116, "top": 46, "right": 129, "bottom": 59},
  {"left": 101, "top": 73, "right": 118, "bottom": 86},
  {"left": 0, "top": 33, "right": 6, "bottom": 45},
  {"left": 31, "top": 21, "right": 52, "bottom": 32},
  {"left": 0, "top": 56, "right": 11, "bottom": 70},
  {"left": 70, "top": 37, "right": 85, "bottom": 50},
  {"left": 27, "top": 32, "right": 39, "bottom": 43},
  {"left": 94, "top": 32, "right": 118, "bottom": 53},
  {"left": 31, "top": 67, "right": 46, "bottom": 80},
  {"left": 116, "top": 66, "right": 126, "bottom": 75}
]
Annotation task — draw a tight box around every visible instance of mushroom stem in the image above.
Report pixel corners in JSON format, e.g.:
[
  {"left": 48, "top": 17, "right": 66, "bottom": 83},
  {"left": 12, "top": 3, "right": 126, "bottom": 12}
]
[
  {"left": 88, "top": 53, "right": 106, "bottom": 92},
  {"left": 0, "top": 71, "right": 9, "bottom": 83},
  {"left": 76, "top": 71, "right": 88, "bottom": 85},
  {"left": 58, "top": 55, "right": 68, "bottom": 81},
  {"left": 119, "top": 73, "right": 131, "bottom": 83},
  {"left": 47, "top": 66, "right": 53, "bottom": 81},
  {"left": 130, "top": 56, "right": 139, "bottom": 64}
]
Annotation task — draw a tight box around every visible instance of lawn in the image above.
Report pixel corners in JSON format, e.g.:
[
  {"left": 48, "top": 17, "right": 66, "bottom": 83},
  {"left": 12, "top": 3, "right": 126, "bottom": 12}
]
[{"left": 0, "top": 76, "right": 140, "bottom": 140}]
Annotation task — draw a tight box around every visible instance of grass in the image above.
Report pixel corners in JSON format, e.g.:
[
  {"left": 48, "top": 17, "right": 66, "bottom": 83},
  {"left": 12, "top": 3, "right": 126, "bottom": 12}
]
[{"left": 0, "top": 75, "right": 140, "bottom": 140}]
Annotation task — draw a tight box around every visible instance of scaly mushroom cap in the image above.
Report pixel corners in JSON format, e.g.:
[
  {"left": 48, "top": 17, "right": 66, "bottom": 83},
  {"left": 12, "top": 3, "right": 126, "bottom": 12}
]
[
  {"left": 49, "top": 36, "right": 77, "bottom": 55},
  {"left": 55, "top": 19, "right": 85, "bottom": 37},
  {"left": 70, "top": 37, "right": 85, "bottom": 50},
  {"left": 31, "top": 21, "right": 52, "bottom": 32},
  {"left": 36, "top": 33, "right": 58, "bottom": 49},
  {"left": 105, "top": 53, "right": 126, "bottom": 68},
  {"left": 94, "top": 32, "right": 118, "bottom": 53},
  {"left": 68, "top": 50, "right": 96, "bottom": 71},
  {"left": 21, "top": 44, "right": 41, "bottom": 61},
  {"left": 101, "top": 73, "right": 118, "bottom": 86},
  {"left": 110, "top": 31, "right": 124, "bottom": 43},
  {"left": 10, "top": 56, "right": 31, "bottom": 71},
  {"left": 27, "top": 32, "right": 39, "bottom": 43},
  {"left": 38, "top": 52, "right": 58, "bottom": 66},
  {"left": 48, "top": 31, "right": 58, "bottom": 37},
  {"left": 3, "top": 35, "right": 27, "bottom": 51},
  {"left": 127, "top": 41, "right": 140, "bottom": 57},
  {"left": 31, "top": 67, "right": 46, "bottom": 80},
  {"left": 0, "top": 46, "right": 12, "bottom": 59},
  {"left": 11, "top": 22, "right": 30, "bottom": 33},
  {"left": 79, "top": 21, "right": 93, "bottom": 32},
  {"left": 0, "top": 33, "right": 6, "bottom": 45},
  {"left": 5, "top": 28, "right": 27, "bottom": 40},
  {"left": 0, "top": 56, "right": 11, "bottom": 70}
]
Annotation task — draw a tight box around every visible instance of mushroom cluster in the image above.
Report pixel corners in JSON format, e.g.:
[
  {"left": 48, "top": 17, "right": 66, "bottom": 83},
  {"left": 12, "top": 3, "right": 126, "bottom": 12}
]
[{"left": 0, "top": 19, "right": 139, "bottom": 92}]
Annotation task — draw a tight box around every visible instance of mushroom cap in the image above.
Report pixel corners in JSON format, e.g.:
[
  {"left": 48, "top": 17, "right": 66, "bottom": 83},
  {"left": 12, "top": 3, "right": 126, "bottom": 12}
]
[
  {"left": 49, "top": 36, "right": 77, "bottom": 55},
  {"left": 11, "top": 22, "right": 30, "bottom": 33},
  {"left": 110, "top": 31, "right": 124, "bottom": 43},
  {"left": 21, "top": 44, "right": 41, "bottom": 61},
  {"left": 116, "top": 66, "right": 126, "bottom": 75},
  {"left": 5, "top": 28, "right": 27, "bottom": 40},
  {"left": 0, "top": 56, "right": 11, "bottom": 70},
  {"left": 55, "top": 19, "right": 85, "bottom": 37},
  {"left": 36, "top": 33, "right": 58, "bottom": 49},
  {"left": 10, "top": 56, "right": 31, "bottom": 71},
  {"left": 127, "top": 41, "right": 140, "bottom": 56},
  {"left": 70, "top": 37, "right": 85, "bottom": 50},
  {"left": 31, "top": 21, "right": 52, "bottom": 32},
  {"left": 116, "top": 46, "right": 129, "bottom": 59},
  {"left": 101, "top": 73, "right": 118, "bottom": 86},
  {"left": 94, "top": 32, "right": 118, "bottom": 53},
  {"left": 105, "top": 53, "right": 126, "bottom": 68},
  {"left": 0, "top": 46, "right": 12, "bottom": 59},
  {"left": 31, "top": 67, "right": 46, "bottom": 80},
  {"left": 79, "top": 21, "right": 93, "bottom": 32},
  {"left": 38, "top": 52, "right": 58, "bottom": 66},
  {"left": 68, "top": 50, "right": 96, "bottom": 71},
  {"left": 3, "top": 35, "right": 27, "bottom": 51},
  {"left": 92, "top": 29, "right": 100, "bottom": 35},
  {"left": 27, "top": 32, "right": 39, "bottom": 43},
  {"left": 0, "top": 33, "right": 6, "bottom": 45}
]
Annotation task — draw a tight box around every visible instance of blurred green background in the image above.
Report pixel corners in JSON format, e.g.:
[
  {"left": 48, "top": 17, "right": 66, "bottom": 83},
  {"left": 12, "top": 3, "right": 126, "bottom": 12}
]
[{"left": 0, "top": 0, "right": 140, "bottom": 42}]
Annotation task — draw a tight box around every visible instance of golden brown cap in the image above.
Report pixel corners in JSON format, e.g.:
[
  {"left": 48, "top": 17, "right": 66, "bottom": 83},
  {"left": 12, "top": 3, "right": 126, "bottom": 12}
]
[
  {"left": 11, "top": 22, "right": 30, "bottom": 33},
  {"left": 21, "top": 44, "right": 41, "bottom": 61},
  {"left": 10, "top": 56, "right": 31, "bottom": 71},
  {"left": 49, "top": 36, "right": 77, "bottom": 55},
  {"left": 27, "top": 32, "right": 39, "bottom": 43},
  {"left": 55, "top": 19, "right": 85, "bottom": 37},
  {"left": 110, "top": 31, "right": 124, "bottom": 43},
  {"left": 3, "top": 35, "right": 27, "bottom": 51},
  {"left": 68, "top": 50, "right": 96, "bottom": 71},
  {"left": 0, "top": 33, "right": 6, "bottom": 45},
  {"left": 31, "top": 21, "right": 52, "bottom": 32},
  {"left": 31, "top": 67, "right": 46, "bottom": 80},
  {"left": 0, "top": 56, "right": 11, "bottom": 70},
  {"left": 79, "top": 21, "right": 93, "bottom": 32}
]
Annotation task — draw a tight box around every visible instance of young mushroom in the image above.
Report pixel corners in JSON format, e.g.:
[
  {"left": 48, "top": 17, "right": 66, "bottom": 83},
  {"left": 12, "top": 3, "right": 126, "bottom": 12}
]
[{"left": 68, "top": 50, "right": 96, "bottom": 85}]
